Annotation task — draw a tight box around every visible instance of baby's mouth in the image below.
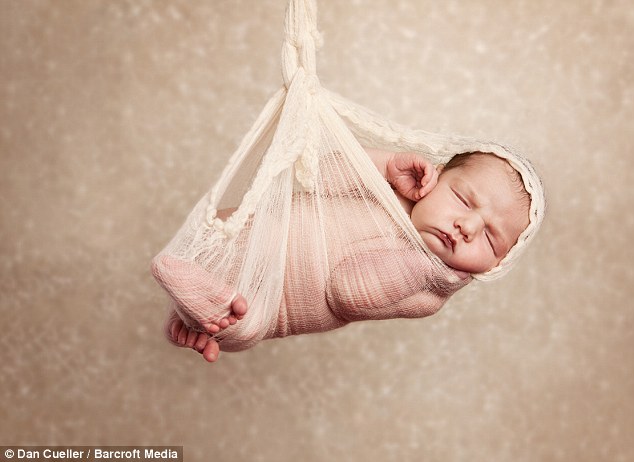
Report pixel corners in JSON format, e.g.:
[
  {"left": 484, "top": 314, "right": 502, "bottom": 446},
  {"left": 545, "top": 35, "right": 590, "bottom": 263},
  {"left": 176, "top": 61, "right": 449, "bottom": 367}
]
[{"left": 438, "top": 231, "right": 455, "bottom": 250}]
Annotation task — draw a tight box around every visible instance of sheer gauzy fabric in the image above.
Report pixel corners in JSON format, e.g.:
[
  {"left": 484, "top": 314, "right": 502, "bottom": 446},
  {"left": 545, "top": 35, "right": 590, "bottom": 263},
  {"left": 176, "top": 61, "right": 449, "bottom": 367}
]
[{"left": 151, "top": 0, "right": 545, "bottom": 352}]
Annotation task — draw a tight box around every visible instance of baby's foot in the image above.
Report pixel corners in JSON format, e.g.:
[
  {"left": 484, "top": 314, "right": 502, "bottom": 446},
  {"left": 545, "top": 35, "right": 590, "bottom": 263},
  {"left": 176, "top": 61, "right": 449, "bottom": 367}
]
[
  {"left": 164, "top": 310, "right": 221, "bottom": 362},
  {"left": 152, "top": 255, "right": 248, "bottom": 334}
]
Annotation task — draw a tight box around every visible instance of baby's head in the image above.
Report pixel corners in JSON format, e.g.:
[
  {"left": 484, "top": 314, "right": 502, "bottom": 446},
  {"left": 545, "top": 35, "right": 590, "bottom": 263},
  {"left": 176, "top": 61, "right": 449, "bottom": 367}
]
[{"left": 411, "top": 149, "right": 544, "bottom": 280}]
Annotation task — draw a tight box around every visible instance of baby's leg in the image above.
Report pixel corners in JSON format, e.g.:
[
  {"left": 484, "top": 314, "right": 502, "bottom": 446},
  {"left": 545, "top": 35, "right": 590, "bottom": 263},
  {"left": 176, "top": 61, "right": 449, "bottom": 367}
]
[
  {"left": 164, "top": 309, "right": 221, "bottom": 362},
  {"left": 152, "top": 254, "right": 248, "bottom": 334}
]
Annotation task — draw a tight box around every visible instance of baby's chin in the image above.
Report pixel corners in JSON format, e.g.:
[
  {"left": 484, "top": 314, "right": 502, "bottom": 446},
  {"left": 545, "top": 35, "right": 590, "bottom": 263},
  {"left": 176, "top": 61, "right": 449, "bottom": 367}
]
[
  {"left": 450, "top": 268, "right": 472, "bottom": 280},
  {"left": 421, "top": 233, "right": 474, "bottom": 280},
  {"left": 439, "top": 255, "right": 473, "bottom": 280},
  {"left": 436, "top": 258, "right": 473, "bottom": 281},
  {"left": 421, "top": 234, "right": 472, "bottom": 280},
  {"left": 444, "top": 259, "right": 490, "bottom": 279}
]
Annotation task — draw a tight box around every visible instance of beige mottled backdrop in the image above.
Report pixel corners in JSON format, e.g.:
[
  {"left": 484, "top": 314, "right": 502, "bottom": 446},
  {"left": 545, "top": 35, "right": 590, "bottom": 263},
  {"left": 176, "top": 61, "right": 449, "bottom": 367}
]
[{"left": 1, "top": 0, "right": 632, "bottom": 461}]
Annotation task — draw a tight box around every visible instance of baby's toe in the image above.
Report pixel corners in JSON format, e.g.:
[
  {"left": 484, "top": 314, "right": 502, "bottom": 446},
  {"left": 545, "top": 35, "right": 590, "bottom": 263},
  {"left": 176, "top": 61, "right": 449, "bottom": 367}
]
[
  {"left": 194, "top": 333, "right": 209, "bottom": 353},
  {"left": 170, "top": 318, "right": 183, "bottom": 341},
  {"left": 177, "top": 323, "right": 189, "bottom": 345},
  {"left": 203, "top": 322, "right": 220, "bottom": 334},
  {"left": 185, "top": 329, "right": 198, "bottom": 348},
  {"left": 232, "top": 295, "right": 248, "bottom": 316},
  {"left": 202, "top": 340, "right": 220, "bottom": 362}
]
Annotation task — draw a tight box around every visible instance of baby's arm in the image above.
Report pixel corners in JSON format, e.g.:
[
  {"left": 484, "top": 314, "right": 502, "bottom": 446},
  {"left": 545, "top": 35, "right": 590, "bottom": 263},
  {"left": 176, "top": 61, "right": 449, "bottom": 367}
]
[
  {"left": 326, "top": 242, "right": 460, "bottom": 322},
  {"left": 364, "top": 148, "right": 438, "bottom": 201}
]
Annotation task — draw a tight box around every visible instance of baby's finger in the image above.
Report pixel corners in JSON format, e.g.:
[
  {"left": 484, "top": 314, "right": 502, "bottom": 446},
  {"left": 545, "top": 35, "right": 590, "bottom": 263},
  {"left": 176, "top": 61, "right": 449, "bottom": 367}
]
[
  {"left": 399, "top": 180, "right": 422, "bottom": 201},
  {"left": 418, "top": 162, "right": 434, "bottom": 180},
  {"left": 418, "top": 170, "right": 439, "bottom": 198}
]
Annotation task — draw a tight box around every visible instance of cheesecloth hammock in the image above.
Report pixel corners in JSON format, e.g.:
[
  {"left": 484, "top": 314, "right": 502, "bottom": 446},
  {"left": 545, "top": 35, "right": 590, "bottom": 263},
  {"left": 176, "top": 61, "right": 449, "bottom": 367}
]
[{"left": 152, "top": 0, "right": 545, "bottom": 352}]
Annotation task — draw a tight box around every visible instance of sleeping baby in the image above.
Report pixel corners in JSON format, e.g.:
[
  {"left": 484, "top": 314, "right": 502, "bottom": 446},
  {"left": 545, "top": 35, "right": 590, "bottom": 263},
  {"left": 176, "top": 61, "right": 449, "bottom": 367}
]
[{"left": 151, "top": 146, "right": 541, "bottom": 363}]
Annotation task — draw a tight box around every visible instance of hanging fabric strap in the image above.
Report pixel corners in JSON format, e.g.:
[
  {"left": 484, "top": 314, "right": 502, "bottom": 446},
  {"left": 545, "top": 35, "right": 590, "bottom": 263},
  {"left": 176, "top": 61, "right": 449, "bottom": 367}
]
[
  {"left": 206, "top": 0, "right": 324, "bottom": 237},
  {"left": 282, "top": 0, "right": 322, "bottom": 88}
]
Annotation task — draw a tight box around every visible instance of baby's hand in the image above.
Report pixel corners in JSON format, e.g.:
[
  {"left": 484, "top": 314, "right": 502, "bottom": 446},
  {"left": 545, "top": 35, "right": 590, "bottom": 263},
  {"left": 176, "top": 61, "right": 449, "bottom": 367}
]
[{"left": 386, "top": 152, "right": 438, "bottom": 201}]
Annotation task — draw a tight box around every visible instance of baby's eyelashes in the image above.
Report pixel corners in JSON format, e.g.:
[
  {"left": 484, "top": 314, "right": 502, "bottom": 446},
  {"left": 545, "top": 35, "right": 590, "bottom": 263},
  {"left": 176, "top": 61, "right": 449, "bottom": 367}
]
[
  {"left": 485, "top": 231, "right": 495, "bottom": 253},
  {"left": 453, "top": 189, "right": 469, "bottom": 208}
]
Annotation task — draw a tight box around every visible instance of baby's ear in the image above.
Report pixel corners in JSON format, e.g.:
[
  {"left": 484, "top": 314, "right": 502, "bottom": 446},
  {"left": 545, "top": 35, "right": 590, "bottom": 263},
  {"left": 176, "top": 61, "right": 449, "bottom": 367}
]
[{"left": 436, "top": 164, "right": 446, "bottom": 174}]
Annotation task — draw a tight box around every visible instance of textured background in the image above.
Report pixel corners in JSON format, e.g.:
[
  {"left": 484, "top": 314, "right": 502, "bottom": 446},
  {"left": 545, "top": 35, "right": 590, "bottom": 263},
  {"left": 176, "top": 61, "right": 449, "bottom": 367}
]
[{"left": 1, "top": 0, "right": 633, "bottom": 461}]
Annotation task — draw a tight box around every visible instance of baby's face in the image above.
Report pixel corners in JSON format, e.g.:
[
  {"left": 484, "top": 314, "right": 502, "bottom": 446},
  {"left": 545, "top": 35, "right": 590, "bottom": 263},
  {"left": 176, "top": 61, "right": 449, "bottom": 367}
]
[{"left": 410, "top": 155, "right": 529, "bottom": 274}]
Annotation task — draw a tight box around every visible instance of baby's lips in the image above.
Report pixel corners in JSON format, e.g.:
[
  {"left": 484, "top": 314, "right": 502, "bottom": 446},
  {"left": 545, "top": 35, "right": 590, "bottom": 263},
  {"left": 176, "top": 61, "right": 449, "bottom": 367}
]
[{"left": 436, "top": 230, "right": 455, "bottom": 250}]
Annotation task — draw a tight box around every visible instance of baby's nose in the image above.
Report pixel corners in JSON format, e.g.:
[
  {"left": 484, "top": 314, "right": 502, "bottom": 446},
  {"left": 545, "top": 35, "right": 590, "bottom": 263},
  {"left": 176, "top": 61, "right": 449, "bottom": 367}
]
[{"left": 457, "top": 213, "right": 484, "bottom": 240}]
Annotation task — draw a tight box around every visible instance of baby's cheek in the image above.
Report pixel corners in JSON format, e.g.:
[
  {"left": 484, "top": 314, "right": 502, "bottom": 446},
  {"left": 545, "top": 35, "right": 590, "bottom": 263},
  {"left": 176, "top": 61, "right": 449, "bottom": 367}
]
[{"left": 420, "top": 232, "right": 447, "bottom": 261}]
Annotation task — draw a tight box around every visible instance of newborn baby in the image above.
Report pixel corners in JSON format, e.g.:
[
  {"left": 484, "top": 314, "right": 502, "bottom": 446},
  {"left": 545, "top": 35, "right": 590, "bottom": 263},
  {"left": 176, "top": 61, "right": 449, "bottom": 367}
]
[{"left": 153, "top": 148, "right": 533, "bottom": 362}]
